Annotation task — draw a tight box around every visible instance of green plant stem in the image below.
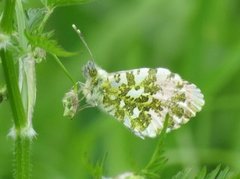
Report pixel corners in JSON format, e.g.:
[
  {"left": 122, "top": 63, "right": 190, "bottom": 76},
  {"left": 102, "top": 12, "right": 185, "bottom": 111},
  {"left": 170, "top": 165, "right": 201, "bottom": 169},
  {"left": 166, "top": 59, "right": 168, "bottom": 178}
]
[
  {"left": 1, "top": 49, "right": 32, "bottom": 179},
  {"left": 0, "top": 50, "right": 26, "bottom": 129},
  {"left": 0, "top": 0, "right": 16, "bottom": 33},
  {"left": 52, "top": 54, "right": 76, "bottom": 84},
  {"left": 14, "top": 137, "right": 31, "bottom": 179},
  {"left": 15, "top": 1, "right": 35, "bottom": 178},
  {"left": 1, "top": 0, "right": 33, "bottom": 178},
  {"left": 38, "top": 7, "right": 54, "bottom": 33}
]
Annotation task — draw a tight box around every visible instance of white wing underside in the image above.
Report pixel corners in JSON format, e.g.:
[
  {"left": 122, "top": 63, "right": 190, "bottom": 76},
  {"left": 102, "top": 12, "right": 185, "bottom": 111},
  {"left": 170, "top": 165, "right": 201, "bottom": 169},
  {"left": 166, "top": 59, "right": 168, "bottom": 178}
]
[{"left": 100, "top": 67, "right": 204, "bottom": 138}]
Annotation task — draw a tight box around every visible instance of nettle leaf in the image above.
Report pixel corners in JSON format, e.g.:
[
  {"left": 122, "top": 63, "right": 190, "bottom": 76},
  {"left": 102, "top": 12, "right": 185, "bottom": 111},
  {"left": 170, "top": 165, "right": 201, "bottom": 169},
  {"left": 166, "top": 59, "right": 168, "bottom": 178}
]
[
  {"left": 172, "top": 169, "right": 192, "bottom": 179},
  {"left": 205, "top": 165, "right": 221, "bottom": 179},
  {"left": 217, "top": 167, "right": 230, "bottom": 179},
  {"left": 26, "top": 8, "right": 48, "bottom": 32},
  {"left": 92, "top": 155, "right": 107, "bottom": 179},
  {"left": 140, "top": 116, "right": 169, "bottom": 179},
  {"left": 195, "top": 167, "right": 207, "bottom": 179},
  {"left": 26, "top": 32, "right": 75, "bottom": 57},
  {"left": 44, "top": 0, "right": 90, "bottom": 7},
  {"left": 82, "top": 153, "right": 107, "bottom": 179},
  {"left": 178, "top": 165, "right": 232, "bottom": 179}
]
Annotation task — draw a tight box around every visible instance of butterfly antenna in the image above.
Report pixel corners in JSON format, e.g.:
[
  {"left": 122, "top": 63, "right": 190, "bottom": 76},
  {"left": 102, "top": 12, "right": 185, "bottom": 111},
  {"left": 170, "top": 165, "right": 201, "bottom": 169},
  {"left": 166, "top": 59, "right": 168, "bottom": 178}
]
[{"left": 72, "top": 24, "right": 95, "bottom": 62}]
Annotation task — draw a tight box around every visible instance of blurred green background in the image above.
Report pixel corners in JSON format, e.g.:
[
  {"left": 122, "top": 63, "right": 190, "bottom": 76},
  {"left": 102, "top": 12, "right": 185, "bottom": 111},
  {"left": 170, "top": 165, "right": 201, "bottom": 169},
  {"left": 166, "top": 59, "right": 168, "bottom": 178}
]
[{"left": 1, "top": 0, "right": 240, "bottom": 178}]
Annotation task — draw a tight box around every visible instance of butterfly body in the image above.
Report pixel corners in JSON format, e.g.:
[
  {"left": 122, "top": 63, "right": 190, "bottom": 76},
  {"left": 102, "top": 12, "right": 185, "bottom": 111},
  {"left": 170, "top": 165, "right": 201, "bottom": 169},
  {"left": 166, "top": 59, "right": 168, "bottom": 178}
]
[{"left": 80, "top": 60, "right": 204, "bottom": 138}]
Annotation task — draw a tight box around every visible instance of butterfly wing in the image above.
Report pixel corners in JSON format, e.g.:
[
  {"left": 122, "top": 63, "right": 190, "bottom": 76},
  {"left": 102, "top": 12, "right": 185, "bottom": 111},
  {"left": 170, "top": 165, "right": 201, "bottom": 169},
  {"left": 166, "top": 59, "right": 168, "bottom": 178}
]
[{"left": 99, "top": 67, "right": 204, "bottom": 138}]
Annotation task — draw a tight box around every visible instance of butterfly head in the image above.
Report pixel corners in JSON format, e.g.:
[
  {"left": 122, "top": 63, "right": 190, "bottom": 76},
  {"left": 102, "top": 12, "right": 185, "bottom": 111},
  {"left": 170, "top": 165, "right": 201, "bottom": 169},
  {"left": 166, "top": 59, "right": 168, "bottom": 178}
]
[
  {"left": 83, "top": 60, "right": 98, "bottom": 79},
  {"left": 82, "top": 61, "right": 107, "bottom": 107}
]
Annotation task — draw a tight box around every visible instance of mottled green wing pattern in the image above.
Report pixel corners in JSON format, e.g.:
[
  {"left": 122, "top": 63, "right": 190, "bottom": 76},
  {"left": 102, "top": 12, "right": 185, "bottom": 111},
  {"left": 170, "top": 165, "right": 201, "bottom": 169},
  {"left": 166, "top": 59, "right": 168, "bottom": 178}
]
[{"left": 99, "top": 68, "right": 204, "bottom": 138}]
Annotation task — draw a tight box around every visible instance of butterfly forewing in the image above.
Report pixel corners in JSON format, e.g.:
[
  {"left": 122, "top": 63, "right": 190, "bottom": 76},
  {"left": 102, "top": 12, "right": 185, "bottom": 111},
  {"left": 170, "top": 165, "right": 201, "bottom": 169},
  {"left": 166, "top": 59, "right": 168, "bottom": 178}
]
[{"left": 97, "top": 67, "right": 204, "bottom": 138}]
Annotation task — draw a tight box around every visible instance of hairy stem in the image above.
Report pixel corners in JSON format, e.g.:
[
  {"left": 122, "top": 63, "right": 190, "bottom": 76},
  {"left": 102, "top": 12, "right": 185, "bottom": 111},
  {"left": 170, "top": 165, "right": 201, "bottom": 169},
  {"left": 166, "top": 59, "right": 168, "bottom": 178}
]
[
  {"left": 14, "top": 137, "right": 31, "bottom": 179},
  {"left": 1, "top": 0, "right": 35, "bottom": 178},
  {"left": 0, "top": 50, "right": 26, "bottom": 129}
]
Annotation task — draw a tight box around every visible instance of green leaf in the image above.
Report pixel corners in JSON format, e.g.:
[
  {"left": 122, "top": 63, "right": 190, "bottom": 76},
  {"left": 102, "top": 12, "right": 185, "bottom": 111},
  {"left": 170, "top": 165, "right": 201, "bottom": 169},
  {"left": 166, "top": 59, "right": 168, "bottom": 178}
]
[
  {"left": 205, "top": 165, "right": 221, "bottom": 179},
  {"left": 172, "top": 166, "right": 231, "bottom": 179},
  {"left": 26, "top": 32, "right": 76, "bottom": 57},
  {"left": 140, "top": 115, "right": 169, "bottom": 179},
  {"left": 45, "top": 0, "right": 91, "bottom": 7},
  {"left": 92, "top": 154, "right": 107, "bottom": 179},
  {"left": 172, "top": 169, "right": 192, "bottom": 179},
  {"left": 26, "top": 8, "right": 48, "bottom": 32},
  {"left": 82, "top": 153, "right": 107, "bottom": 179},
  {"left": 195, "top": 167, "right": 207, "bottom": 179},
  {"left": 216, "top": 167, "right": 230, "bottom": 179}
]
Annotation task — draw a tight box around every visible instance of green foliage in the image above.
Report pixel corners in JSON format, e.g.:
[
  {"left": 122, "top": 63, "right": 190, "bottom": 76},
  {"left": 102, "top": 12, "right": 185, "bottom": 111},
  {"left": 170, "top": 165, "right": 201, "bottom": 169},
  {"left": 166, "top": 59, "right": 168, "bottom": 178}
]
[
  {"left": 196, "top": 167, "right": 207, "bottom": 179},
  {"left": 1, "top": 0, "right": 240, "bottom": 178},
  {"left": 26, "top": 8, "right": 48, "bottom": 32},
  {"left": 92, "top": 155, "right": 107, "bottom": 179},
  {"left": 41, "top": 0, "right": 90, "bottom": 7},
  {"left": 172, "top": 169, "right": 191, "bottom": 179},
  {"left": 0, "top": 0, "right": 78, "bottom": 178},
  {"left": 83, "top": 153, "right": 107, "bottom": 179},
  {"left": 0, "top": 0, "right": 15, "bottom": 33},
  {"left": 140, "top": 117, "right": 169, "bottom": 178},
  {"left": 217, "top": 167, "right": 231, "bottom": 179},
  {"left": 205, "top": 165, "right": 222, "bottom": 179},
  {"left": 26, "top": 32, "right": 75, "bottom": 57},
  {"left": 172, "top": 165, "right": 231, "bottom": 179}
]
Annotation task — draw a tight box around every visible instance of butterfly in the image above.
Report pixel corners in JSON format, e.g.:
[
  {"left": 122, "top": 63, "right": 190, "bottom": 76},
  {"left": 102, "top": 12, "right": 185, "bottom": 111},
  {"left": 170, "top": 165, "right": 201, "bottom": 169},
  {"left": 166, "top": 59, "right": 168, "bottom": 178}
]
[
  {"left": 76, "top": 60, "right": 204, "bottom": 139},
  {"left": 63, "top": 25, "right": 205, "bottom": 139}
]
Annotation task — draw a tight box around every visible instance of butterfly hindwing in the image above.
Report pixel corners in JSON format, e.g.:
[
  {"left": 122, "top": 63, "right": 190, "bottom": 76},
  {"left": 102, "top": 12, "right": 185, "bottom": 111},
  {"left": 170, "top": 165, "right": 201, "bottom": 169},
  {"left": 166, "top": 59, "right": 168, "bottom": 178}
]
[{"left": 98, "top": 67, "right": 204, "bottom": 138}]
